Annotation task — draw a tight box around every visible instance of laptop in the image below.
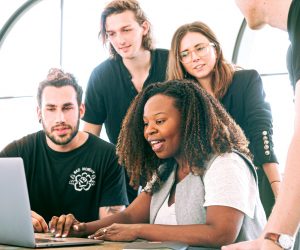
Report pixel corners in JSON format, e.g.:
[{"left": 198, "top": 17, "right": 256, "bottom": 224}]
[{"left": 0, "top": 157, "right": 103, "bottom": 248}]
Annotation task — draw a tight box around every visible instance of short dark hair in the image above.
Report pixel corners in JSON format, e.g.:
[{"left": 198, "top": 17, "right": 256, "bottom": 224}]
[
  {"left": 37, "top": 68, "right": 83, "bottom": 107},
  {"left": 117, "top": 79, "right": 251, "bottom": 189},
  {"left": 100, "top": 0, "right": 153, "bottom": 57}
]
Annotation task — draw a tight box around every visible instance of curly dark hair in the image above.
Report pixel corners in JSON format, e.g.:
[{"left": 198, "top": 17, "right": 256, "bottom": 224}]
[{"left": 117, "top": 79, "right": 251, "bottom": 189}]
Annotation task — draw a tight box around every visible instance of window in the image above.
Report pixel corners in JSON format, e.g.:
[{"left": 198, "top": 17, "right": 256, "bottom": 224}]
[
  {"left": 0, "top": 0, "right": 61, "bottom": 149},
  {"left": 235, "top": 25, "right": 293, "bottom": 172},
  {"left": 0, "top": 0, "right": 244, "bottom": 150}
]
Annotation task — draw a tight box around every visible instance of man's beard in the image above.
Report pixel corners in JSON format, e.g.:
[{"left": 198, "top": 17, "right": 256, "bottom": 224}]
[{"left": 42, "top": 120, "right": 80, "bottom": 146}]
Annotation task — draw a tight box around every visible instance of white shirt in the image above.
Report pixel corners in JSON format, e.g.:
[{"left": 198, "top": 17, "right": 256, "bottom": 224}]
[
  {"left": 154, "top": 194, "right": 177, "bottom": 225},
  {"left": 203, "top": 152, "right": 257, "bottom": 218}
]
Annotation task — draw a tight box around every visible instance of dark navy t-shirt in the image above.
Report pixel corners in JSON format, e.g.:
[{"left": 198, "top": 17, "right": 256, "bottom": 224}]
[
  {"left": 83, "top": 49, "right": 169, "bottom": 145},
  {"left": 0, "top": 131, "right": 128, "bottom": 222},
  {"left": 287, "top": 0, "right": 300, "bottom": 89}
]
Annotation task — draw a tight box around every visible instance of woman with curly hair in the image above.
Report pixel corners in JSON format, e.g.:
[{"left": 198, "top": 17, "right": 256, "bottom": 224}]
[{"left": 50, "top": 79, "right": 266, "bottom": 248}]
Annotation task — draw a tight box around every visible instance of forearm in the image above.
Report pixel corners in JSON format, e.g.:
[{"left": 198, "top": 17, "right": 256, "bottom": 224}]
[
  {"left": 99, "top": 205, "right": 126, "bottom": 218},
  {"left": 85, "top": 210, "right": 133, "bottom": 235},
  {"left": 264, "top": 137, "right": 300, "bottom": 236},
  {"left": 264, "top": 83, "right": 300, "bottom": 236},
  {"left": 136, "top": 224, "right": 237, "bottom": 247},
  {"left": 262, "top": 162, "right": 281, "bottom": 197},
  {"left": 86, "top": 193, "right": 151, "bottom": 235}
]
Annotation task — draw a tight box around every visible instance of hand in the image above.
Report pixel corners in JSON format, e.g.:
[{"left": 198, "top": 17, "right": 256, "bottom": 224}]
[
  {"left": 49, "top": 213, "right": 86, "bottom": 238},
  {"left": 221, "top": 237, "right": 263, "bottom": 250},
  {"left": 31, "top": 211, "right": 49, "bottom": 233},
  {"left": 261, "top": 239, "right": 282, "bottom": 250},
  {"left": 89, "top": 223, "right": 140, "bottom": 242}
]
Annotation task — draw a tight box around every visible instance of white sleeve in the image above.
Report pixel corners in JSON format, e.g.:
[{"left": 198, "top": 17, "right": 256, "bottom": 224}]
[{"left": 203, "top": 153, "right": 257, "bottom": 218}]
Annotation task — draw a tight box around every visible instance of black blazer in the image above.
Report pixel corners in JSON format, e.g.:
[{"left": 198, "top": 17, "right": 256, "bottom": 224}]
[{"left": 221, "top": 69, "right": 278, "bottom": 167}]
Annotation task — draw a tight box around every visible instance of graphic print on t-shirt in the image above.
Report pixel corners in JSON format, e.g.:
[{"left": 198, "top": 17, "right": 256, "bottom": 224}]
[{"left": 69, "top": 167, "right": 96, "bottom": 191}]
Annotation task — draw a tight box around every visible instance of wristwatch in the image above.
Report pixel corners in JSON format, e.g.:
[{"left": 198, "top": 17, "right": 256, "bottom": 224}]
[{"left": 264, "top": 232, "right": 294, "bottom": 249}]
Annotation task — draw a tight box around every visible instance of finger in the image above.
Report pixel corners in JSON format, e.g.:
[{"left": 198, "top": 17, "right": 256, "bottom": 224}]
[
  {"left": 93, "top": 235, "right": 106, "bottom": 240},
  {"left": 62, "top": 214, "right": 76, "bottom": 237},
  {"left": 73, "top": 222, "right": 86, "bottom": 233},
  {"left": 32, "top": 217, "right": 43, "bottom": 232},
  {"left": 88, "top": 227, "right": 106, "bottom": 239},
  {"left": 41, "top": 219, "right": 49, "bottom": 232},
  {"left": 31, "top": 211, "right": 49, "bottom": 232},
  {"left": 49, "top": 216, "right": 59, "bottom": 233},
  {"left": 54, "top": 214, "right": 66, "bottom": 237}
]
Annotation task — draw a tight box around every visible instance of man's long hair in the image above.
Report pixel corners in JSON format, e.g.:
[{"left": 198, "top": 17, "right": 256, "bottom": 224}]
[{"left": 99, "top": 0, "right": 153, "bottom": 57}]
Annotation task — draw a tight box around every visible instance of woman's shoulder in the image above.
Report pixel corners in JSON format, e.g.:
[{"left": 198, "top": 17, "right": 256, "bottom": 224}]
[
  {"left": 233, "top": 68, "right": 260, "bottom": 80},
  {"left": 206, "top": 152, "right": 250, "bottom": 175},
  {"left": 228, "top": 69, "right": 262, "bottom": 92},
  {"left": 212, "top": 152, "right": 247, "bottom": 164}
]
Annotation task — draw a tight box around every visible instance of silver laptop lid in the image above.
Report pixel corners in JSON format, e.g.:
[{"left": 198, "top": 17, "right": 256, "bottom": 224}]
[{"left": 0, "top": 157, "right": 36, "bottom": 248}]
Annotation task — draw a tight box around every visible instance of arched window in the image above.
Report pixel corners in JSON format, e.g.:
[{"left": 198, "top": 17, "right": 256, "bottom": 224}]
[
  {"left": 7, "top": 0, "right": 293, "bottom": 168},
  {"left": 0, "top": 0, "right": 244, "bottom": 150}
]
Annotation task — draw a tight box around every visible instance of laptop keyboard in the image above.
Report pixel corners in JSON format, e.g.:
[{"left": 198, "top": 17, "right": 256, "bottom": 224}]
[{"left": 35, "top": 237, "right": 66, "bottom": 243}]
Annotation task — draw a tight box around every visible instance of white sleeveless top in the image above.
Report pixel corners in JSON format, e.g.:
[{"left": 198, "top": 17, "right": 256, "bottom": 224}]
[{"left": 153, "top": 194, "right": 177, "bottom": 225}]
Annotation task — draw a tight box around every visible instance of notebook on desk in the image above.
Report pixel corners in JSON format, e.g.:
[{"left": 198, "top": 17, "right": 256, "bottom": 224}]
[
  {"left": 0, "top": 157, "right": 103, "bottom": 248},
  {"left": 123, "top": 241, "right": 189, "bottom": 250}
]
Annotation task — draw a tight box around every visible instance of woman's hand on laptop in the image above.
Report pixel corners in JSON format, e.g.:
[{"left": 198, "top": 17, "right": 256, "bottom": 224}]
[
  {"left": 49, "top": 213, "right": 86, "bottom": 238},
  {"left": 31, "top": 210, "right": 49, "bottom": 233}
]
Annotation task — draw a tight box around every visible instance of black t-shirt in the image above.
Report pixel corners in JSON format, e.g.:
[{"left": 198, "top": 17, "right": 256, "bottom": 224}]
[
  {"left": 0, "top": 131, "right": 128, "bottom": 222},
  {"left": 287, "top": 0, "right": 300, "bottom": 89},
  {"left": 82, "top": 49, "right": 169, "bottom": 145}
]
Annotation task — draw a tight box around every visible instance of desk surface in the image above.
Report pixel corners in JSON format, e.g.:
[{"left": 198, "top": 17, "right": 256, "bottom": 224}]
[
  {"left": 0, "top": 241, "right": 219, "bottom": 250},
  {"left": 0, "top": 241, "right": 125, "bottom": 250}
]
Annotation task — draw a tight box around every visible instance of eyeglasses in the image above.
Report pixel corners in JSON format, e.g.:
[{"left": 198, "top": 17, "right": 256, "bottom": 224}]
[{"left": 179, "top": 42, "right": 215, "bottom": 64}]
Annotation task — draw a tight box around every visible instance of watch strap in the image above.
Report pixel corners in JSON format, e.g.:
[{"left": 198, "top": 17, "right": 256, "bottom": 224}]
[
  {"left": 264, "top": 232, "right": 294, "bottom": 249},
  {"left": 265, "top": 232, "right": 280, "bottom": 246}
]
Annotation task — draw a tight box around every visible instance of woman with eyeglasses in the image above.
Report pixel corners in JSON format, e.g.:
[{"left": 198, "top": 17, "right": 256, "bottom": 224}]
[{"left": 167, "top": 21, "right": 281, "bottom": 218}]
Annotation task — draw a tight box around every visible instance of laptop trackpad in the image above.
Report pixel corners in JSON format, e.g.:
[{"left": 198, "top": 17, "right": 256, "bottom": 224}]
[{"left": 35, "top": 233, "right": 103, "bottom": 247}]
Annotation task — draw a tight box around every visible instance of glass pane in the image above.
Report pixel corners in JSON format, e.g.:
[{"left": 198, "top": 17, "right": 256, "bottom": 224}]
[
  {"left": 0, "top": 0, "right": 61, "bottom": 150},
  {"left": 262, "top": 75, "right": 294, "bottom": 173},
  {"left": 0, "top": 0, "right": 61, "bottom": 97},
  {"left": 236, "top": 25, "right": 293, "bottom": 173},
  {"left": 236, "top": 25, "right": 290, "bottom": 74},
  {"left": 62, "top": 0, "right": 108, "bottom": 91},
  {"left": 0, "top": 0, "right": 26, "bottom": 28},
  {"left": 0, "top": 97, "right": 41, "bottom": 151}
]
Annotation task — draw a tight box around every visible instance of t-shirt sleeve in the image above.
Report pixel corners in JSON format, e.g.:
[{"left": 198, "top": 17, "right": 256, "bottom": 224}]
[
  {"left": 99, "top": 153, "right": 129, "bottom": 207},
  {"left": 0, "top": 141, "right": 19, "bottom": 157},
  {"left": 287, "top": 0, "right": 300, "bottom": 88},
  {"left": 203, "top": 153, "right": 257, "bottom": 219},
  {"left": 82, "top": 68, "right": 107, "bottom": 125}
]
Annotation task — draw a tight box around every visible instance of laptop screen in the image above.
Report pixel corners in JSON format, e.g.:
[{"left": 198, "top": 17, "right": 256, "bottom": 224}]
[{"left": 0, "top": 157, "right": 36, "bottom": 247}]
